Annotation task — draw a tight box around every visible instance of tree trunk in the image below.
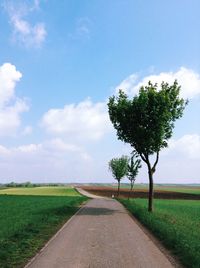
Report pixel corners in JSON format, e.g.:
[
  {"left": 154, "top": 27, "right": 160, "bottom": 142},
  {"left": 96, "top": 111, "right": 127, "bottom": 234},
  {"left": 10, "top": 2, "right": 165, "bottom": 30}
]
[
  {"left": 131, "top": 181, "right": 134, "bottom": 191},
  {"left": 148, "top": 168, "right": 154, "bottom": 212},
  {"left": 117, "top": 180, "right": 120, "bottom": 196},
  {"left": 141, "top": 152, "right": 159, "bottom": 213},
  {"left": 128, "top": 181, "right": 131, "bottom": 200},
  {"left": 128, "top": 181, "right": 134, "bottom": 200}
]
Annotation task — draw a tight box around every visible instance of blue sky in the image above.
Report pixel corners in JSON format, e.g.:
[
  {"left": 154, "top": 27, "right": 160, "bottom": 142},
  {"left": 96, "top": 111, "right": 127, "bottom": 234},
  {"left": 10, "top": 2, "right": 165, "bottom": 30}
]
[{"left": 0, "top": 0, "right": 199, "bottom": 183}]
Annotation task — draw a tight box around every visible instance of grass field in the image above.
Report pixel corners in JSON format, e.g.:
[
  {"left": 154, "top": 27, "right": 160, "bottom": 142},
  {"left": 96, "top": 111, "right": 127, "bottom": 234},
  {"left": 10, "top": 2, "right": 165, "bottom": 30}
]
[
  {"left": 0, "top": 186, "right": 81, "bottom": 196},
  {"left": 120, "top": 198, "right": 200, "bottom": 268},
  {"left": 0, "top": 187, "right": 87, "bottom": 268},
  {"left": 154, "top": 186, "right": 200, "bottom": 195}
]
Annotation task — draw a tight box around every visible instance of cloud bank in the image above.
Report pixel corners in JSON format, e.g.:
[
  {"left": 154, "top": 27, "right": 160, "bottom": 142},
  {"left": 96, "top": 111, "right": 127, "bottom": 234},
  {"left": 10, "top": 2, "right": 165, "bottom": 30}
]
[
  {"left": 167, "top": 134, "right": 200, "bottom": 160},
  {"left": 0, "top": 63, "right": 28, "bottom": 136},
  {"left": 3, "top": 0, "right": 46, "bottom": 47},
  {"left": 0, "top": 138, "right": 92, "bottom": 182},
  {"left": 116, "top": 67, "right": 200, "bottom": 99},
  {"left": 41, "top": 99, "right": 112, "bottom": 142}
]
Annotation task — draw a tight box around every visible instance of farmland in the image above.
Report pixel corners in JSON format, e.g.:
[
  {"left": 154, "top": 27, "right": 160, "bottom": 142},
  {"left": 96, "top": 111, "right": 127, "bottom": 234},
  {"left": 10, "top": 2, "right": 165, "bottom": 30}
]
[
  {"left": 120, "top": 198, "right": 200, "bottom": 268},
  {"left": 1, "top": 185, "right": 200, "bottom": 267},
  {"left": 0, "top": 187, "right": 88, "bottom": 268},
  {"left": 81, "top": 185, "right": 200, "bottom": 200},
  {"left": 83, "top": 183, "right": 200, "bottom": 194},
  {"left": 0, "top": 186, "right": 81, "bottom": 196}
]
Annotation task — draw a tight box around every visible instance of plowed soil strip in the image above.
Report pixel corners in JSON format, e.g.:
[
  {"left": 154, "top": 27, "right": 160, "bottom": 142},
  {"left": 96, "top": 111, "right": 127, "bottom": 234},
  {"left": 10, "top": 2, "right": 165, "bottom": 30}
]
[{"left": 81, "top": 186, "right": 200, "bottom": 200}]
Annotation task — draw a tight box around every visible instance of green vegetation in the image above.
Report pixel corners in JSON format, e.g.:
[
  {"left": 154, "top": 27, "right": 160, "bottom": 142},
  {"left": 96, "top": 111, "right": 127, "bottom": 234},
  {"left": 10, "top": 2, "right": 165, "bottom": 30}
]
[
  {"left": 108, "top": 81, "right": 187, "bottom": 211},
  {"left": 108, "top": 156, "right": 129, "bottom": 196},
  {"left": 1, "top": 182, "right": 71, "bottom": 188},
  {"left": 0, "top": 187, "right": 87, "bottom": 267},
  {"left": 0, "top": 186, "right": 80, "bottom": 196},
  {"left": 127, "top": 152, "right": 141, "bottom": 195},
  {"left": 120, "top": 198, "right": 200, "bottom": 268},
  {"left": 155, "top": 186, "right": 200, "bottom": 195}
]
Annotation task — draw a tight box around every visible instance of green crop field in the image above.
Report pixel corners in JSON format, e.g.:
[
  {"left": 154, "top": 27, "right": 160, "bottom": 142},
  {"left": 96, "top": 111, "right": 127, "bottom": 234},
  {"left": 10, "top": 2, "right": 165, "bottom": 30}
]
[
  {"left": 120, "top": 198, "right": 200, "bottom": 268},
  {"left": 154, "top": 186, "right": 200, "bottom": 195},
  {"left": 0, "top": 187, "right": 87, "bottom": 268},
  {"left": 0, "top": 186, "right": 80, "bottom": 196}
]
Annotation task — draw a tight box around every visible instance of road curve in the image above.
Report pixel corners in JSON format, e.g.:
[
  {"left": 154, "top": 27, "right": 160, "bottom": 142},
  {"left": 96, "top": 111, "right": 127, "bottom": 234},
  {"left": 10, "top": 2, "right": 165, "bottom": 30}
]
[
  {"left": 26, "top": 197, "right": 174, "bottom": 268},
  {"left": 76, "top": 187, "right": 107, "bottom": 199}
]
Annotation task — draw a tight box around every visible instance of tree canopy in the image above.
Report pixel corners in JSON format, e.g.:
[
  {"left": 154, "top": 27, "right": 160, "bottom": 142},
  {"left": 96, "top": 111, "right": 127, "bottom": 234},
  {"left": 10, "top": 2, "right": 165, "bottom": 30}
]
[
  {"left": 127, "top": 151, "right": 141, "bottom": 185},
  {"left": 109, "top": 155, "right": 129, "bottom": 196}
]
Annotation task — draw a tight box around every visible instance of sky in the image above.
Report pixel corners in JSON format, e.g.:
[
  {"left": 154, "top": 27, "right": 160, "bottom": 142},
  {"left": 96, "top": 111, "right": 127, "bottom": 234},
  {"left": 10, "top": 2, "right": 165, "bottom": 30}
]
[{"left": 0, "top": 0, "right": 199, "bottom": 184}]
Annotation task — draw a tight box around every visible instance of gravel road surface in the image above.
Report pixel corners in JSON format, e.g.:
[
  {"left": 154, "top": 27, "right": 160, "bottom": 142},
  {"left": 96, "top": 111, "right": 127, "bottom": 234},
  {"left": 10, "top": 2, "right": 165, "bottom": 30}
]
[{"left": 26, "top": 193, "right": 174, "bottom": 268}]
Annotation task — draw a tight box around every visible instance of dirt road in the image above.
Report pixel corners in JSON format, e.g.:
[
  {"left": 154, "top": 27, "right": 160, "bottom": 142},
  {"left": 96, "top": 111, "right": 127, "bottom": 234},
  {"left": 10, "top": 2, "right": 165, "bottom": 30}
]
[{"left": 26, "top": 194, "right": 174, "bottom": 268}]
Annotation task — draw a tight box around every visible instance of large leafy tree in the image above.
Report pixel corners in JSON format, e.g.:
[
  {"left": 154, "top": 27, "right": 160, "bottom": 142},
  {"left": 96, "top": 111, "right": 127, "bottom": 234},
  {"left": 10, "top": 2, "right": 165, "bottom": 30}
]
[
  {"left": 108, "top": 81, "right": 187, "bottom": 211},
  {"left": 109, "top": 156, "right": 129, "bottom": 196},
  {"left": 127, "top": 151, "right": 141, "bottom": 198}
]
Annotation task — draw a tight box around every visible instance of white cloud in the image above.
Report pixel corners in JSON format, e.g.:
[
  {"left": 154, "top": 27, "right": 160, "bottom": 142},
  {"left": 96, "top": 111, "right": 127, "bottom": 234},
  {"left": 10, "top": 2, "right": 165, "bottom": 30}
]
[
  {"left": 166, "top": 134, "right": 200, "bottom": 159},
  {"left": 116, "top": 67, "right": 200, "bottom": 99},
  {"left": 0, "top": 139, "right": 88, "bottom": 157},
  {"left": 4, "top": 0, "right": 46, "bottom": 48},
  {"left": 150, "top": 134, "right": 200, "bottom": 183},
  {"left": 0, "top": 63, "right": 28, "bottom": 136},
  {"left": 0, "top": 100, "right": 28, "bottom": 135},
  {"left": 43, "top": 138, "right": 82, "bottom": 153},
  {"left": 0, "top": 139, "right": 92, "bottom": 182},
  {"left": 0, "top": 139, "right": 90, "bottom": 161},
  {"left": 0, "top": 63, "right": 22, "bottom": 107},
  {"left": 41, "top": 99, "right": 112, "bottom": 141},
  {"left": 115, "top": 73, "right": 138, "bottom": 95},
  {"left": 16, "top": 143, "right": 42, "bottom": 153}
]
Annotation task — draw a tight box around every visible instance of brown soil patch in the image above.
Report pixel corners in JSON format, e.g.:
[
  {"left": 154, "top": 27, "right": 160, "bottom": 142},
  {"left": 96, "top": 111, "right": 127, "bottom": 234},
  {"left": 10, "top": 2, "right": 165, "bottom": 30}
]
[{"left": 81, "top": 186, "right": 200, "bottom": 200}]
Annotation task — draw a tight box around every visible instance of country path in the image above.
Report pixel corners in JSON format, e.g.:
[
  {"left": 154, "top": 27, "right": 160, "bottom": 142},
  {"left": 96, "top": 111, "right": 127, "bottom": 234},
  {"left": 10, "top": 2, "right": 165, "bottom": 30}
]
[{"left": 25, "top": 189, "right": 175, "bottom": 268}]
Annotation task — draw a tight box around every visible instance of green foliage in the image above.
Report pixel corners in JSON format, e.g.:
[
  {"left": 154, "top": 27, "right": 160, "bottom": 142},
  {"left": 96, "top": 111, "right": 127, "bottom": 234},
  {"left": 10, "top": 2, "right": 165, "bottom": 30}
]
[
  {"left": 120, "top": 198, "right": 200, "bottom": 268},
  {"left": 0, "top": 188, "right": 87, "bottom": 267},
  {"left": 108, "top": 155, "right": 129, "bottom": 182},
  {"left": 108, "top": 81, "right": 187, "bottom": 156},
  {"left": 127, "top": 151, "right": 141, "bottom": 184}
]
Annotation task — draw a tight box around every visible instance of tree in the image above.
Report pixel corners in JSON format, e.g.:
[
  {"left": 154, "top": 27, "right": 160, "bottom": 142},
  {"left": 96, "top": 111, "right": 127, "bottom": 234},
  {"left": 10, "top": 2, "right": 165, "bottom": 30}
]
[
  {"left": 108, "top": 81, "right": 187, "bottom": 211},
  {"left": 109, "top": 156, "right": 129, "bottom": 196},
  {"left": 127, "top": 151, "right": 141, "bottom": 199}
]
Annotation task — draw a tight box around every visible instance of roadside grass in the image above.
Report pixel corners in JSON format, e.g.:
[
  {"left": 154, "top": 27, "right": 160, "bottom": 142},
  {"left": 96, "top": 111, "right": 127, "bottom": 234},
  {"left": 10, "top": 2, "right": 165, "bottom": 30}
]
[
  {"left": 120, "top": 198, "right": 200, "bottom": 268},
  {"left": 0, "top": 186, "right": 80, "bottom": 196},
  {"left": 0, "top": 188, "right": 88, "bottom": 267}
]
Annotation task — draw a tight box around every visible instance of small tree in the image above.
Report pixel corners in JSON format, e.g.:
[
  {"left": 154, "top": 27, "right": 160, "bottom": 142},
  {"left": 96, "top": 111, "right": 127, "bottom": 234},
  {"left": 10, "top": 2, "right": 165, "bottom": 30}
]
[
  {"left": 109, "top": 156, "right": 129, "bottom": 196},
  {"left": 108, "top": 80, "right": 187, "bottom": 211},
  {"left": 127, "top": 151, "right": 141, "bottom": 199}
]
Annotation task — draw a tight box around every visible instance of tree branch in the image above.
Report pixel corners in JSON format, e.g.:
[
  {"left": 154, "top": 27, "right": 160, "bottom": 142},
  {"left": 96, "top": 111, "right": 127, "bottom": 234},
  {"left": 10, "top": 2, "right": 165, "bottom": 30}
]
[
  {"left": 139, "top": 153, "right": 147, "bottom": 163},
  {"left": 152, "top": 151, "right": 159, "bottom": 173}
]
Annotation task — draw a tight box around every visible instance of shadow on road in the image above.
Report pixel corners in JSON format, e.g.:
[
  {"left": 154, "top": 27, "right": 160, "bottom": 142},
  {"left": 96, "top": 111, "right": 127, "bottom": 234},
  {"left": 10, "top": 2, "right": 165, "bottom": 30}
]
[{"left": 79, "top": 206, "right": 125, "bottom": 216}]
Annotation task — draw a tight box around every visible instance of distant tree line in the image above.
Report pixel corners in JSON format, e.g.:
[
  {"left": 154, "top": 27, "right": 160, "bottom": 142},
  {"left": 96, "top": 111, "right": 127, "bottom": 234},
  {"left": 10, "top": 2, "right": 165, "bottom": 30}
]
[{"left": 1, "top": 182, "right": 69, "bottom": 188}]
